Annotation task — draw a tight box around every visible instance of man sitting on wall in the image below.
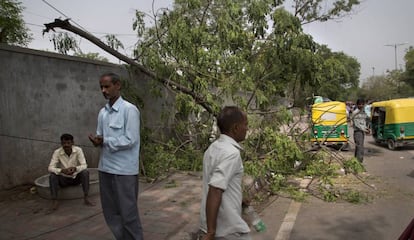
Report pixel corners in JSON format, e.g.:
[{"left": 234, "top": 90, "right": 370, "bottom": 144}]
[{"left": 48, "top": 133, "right": 94, "bottom": 211}]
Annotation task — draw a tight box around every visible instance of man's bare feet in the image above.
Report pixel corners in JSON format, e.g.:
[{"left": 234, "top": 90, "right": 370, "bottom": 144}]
[
  {"left": 84, "top": 196, "right": 95, "bottom": 206},
  {"left": 46, "top": 200, "right": 59, "bottom": 214},
  {"left": 52, "top": 200, "right": 59, "bottom": 210}
]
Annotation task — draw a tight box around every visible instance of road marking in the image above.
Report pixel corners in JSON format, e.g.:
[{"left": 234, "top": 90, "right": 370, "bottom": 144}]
[{"left": 274, "top": 200, "right": 302, "bottom": 240}]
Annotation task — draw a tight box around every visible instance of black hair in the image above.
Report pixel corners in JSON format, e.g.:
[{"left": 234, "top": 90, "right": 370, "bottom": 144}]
[
  {"left": 217, "top": 106, "right": 245, "bottom": 134},
  {"left": 100, "top": 72, "right": 121, "bottom": 84},
  {"left": 60, "top": 133, "right": 74, "bottom": 142},
  {"left": 356, "top": 99, "right": 365, "bottom": 105}
]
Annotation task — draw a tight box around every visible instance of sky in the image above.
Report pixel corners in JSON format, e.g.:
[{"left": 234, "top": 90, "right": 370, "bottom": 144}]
[{"left": 21, "top": 0, "right": 414, "bottom": 84}]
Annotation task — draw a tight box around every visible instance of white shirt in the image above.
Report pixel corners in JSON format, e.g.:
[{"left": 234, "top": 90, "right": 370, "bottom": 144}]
[
  {"left": 199, "top": 134, "right": 250, "bottom": 237},
  {"left": 48, "top": 146, "right": 87, "bottom": 178}
]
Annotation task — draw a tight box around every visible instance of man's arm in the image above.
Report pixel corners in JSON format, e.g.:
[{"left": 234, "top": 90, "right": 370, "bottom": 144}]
[
  {"left": 89, "top": 109, "right": 104, "bottom": 147},
  {"left": 104, "top": 107, "right": 140, "bottom": 152},
  {"left": 48, "top": 151, "right": 62, "bottom": 174},
  {"left": 75, "top": 148, "right": 88, "bottom": 172},
  {"left": 204, "top": 185, "right": 224, "bottom": 240}
]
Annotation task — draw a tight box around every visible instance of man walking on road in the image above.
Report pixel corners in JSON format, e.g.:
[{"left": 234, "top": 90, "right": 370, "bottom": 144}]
[
  {"left": 351, "top": 99, "right": 370, "bottom": 163},
  {"left": 89, "top": 72, "right": 143, "bottom": 240},
  {"left": 199, "top": 106, "right": 251, "bottom": 240}
]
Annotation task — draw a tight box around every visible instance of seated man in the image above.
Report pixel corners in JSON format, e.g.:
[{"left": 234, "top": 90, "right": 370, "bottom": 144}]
[{"left": 48, "top": 133, "right": 94, "bottom": 211}]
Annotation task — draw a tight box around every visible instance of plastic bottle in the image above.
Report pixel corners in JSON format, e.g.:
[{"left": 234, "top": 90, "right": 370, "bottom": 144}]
[{"left": 245, "top": 206, "right": 266, "bottom": 232}]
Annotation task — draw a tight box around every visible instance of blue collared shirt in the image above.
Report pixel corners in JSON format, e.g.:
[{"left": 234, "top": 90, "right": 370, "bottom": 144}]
[{"left": 96, "top": 97, "right": 140, "bottom": 175}]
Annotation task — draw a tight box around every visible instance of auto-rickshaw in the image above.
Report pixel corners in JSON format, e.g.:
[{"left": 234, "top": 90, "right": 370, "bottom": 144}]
[
  {"left": 311, "top": 101, "right": 349, "bottom": 147},
  {"left": 371, "top": 98, "right": 414, "bottom": 150}
]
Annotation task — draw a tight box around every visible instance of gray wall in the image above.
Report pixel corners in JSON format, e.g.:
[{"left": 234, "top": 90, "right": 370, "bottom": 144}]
[{"left": 0, "top": 44, "right": 170, "bottom": 189}]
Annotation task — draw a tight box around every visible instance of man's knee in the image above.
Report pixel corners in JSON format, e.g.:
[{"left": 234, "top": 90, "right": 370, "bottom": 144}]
[
  {"left": 78, "top": 170, "right": 90, "bottom": 178},
  {"left": 49, "top": 173, "right": 59, "bottom": 182}
]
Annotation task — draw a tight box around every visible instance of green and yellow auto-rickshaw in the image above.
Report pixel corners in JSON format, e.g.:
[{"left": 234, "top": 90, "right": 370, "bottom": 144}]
[
  {"left": 311, "top": 101, "right": 349, "bottom": 147},
  {"left": 371, "top": 98, "right": 414, "bottom": 150}
]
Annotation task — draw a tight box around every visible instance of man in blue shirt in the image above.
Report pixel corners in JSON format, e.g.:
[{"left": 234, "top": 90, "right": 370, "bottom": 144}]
[{"left": 89, "top": 72, "right": 143, "bottom": 240}]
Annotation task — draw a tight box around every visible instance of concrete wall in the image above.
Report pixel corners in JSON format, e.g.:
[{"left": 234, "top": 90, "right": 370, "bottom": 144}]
[{"left": 0, "top": 44, "right": 170, "bottom": 189}]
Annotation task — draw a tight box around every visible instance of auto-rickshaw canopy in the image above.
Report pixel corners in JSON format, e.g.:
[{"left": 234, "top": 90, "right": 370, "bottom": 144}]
[
  {"left": 371, "top": 98, "right": 414, "bottom": 124},
  {"left": 312, "top": 101, "right": 347, "bottom": 126}
]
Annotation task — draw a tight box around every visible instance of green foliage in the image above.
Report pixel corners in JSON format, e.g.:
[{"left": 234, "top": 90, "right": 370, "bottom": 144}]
[
  {"left": 49, "top": 32, "right": 80, "bottom": 55},
  {"left": 343, "top": 157, "right": 365, "bottom": 174},
  {"left": 120, "top": 78, "right": 144, "bottom": 109},
  {"left": 303, "top": 152, "right": 337, "bottom": 177},
  {"left": 244, "top": 125, "right": 304, "bottom": 178},
  {"left": 105, "top": 34, "right": 124, "bottom": 51},
  {"left": 342, "top": 189, "right": 370, "bottom": 204},
  {"left": 134, "top": 0, "right": 361, "bottom": 112},
  {"left": 283, "top": 185, "right": 308, "bottom": 202},
  {"left": 313, "top": 47, "right": 361, "bottom": 101},
  {"left": 0, "top": 0, "right": 32, "bottom": 46},
  {"left": 74, "top": 52, "right": 109, "bottom": 62},
  {"left": 132, "top": 10, "right": 145, "bottom": 37},
  {"left": 140, "top": 126, "right": 206, "bottom": 178},
  {"left": 321, "top": 188, "right": 338, "bottom": 202},
  {"left": 403, "top": 46, "right": 414, "bottom": 89},
  {"left": 359, "top": 70, "right": 412, "bottom": 101},
  {"left": 292, "top": 0, "right": 360, "bottom": 25}
]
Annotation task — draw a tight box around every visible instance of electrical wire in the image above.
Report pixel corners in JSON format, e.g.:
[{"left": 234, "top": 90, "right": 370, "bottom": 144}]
[
  {"left": 41, "top": 0, "right": 89, "bottom": 32},
  {"left": 0, "top": 133, "right": 95, "bottom": 148},
  {"left": 26, "top": 21, "right": 136, "bottom": 37},
  {"left": 26, "top": 23, "right": 44, "bottom": 28},
  {"left": 24, "top": 10, "right": 53, "bottom": 20}
]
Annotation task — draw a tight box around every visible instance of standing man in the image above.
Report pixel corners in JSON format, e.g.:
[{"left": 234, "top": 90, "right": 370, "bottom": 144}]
[
  {"left": 48, "top": 133, "right": 94, "bottom": 211},
  {"left": 89, "top": 72, "right": 143, "bottom": 240},
  {"left": 199, "top": 106, "right": 251, "bottom": 240},
  {"left": 351, "top": 99, "right": 370, "bottom": 163}
]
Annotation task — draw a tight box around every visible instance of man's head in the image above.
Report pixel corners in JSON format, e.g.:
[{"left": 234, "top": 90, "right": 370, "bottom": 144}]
[
  {"left": 356, "top": 98, "right": 365, "bottom": 110},
  {"left": 60, "top": 133, "right": 74, "bottom": 152},
  {"left": 99, "top": 72, "right": 121, "bottom": 100},
  {"left": 217, "top": 106, "right": 248, "bottom": 142}
]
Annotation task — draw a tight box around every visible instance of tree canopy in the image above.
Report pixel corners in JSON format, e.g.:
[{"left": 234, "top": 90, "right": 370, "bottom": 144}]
[
  {"left": 134, "top": 0, "right": 361, "bottom": 112},
  {"left": 0, "top": 0, "right": 31, "bottom": 46},
  {"left": 43, "top": 0, "right": 361, "bottom": 115},
  {"left": 403, "top": 46, "right": 414, "bottom": 88}
]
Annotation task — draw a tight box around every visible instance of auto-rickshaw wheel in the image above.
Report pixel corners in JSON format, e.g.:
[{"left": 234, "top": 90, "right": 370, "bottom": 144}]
[{"left": 387, "top": 139, "right": 396, "bottom": 150}]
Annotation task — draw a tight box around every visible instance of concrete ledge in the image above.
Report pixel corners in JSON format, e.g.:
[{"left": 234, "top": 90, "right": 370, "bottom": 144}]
[
  {"left": 0, "top": 43, "right": 122, "bottom": 67},
  {"left": 34, "top": 168, "right": 99, "bottom": 200}
]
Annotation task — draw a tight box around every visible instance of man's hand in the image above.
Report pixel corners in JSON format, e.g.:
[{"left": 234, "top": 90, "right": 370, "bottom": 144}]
[
  {"left": 202, "top": 232, "right": 215, "bottom": 240},
  {"left": 61, "top": 167, "right": 76, "bottom": 175},
  {"left": 88, "top": 134, "right": 103, "bottom": 147},
  {"left": 67, "top": 167, "right": 76, "bottom": 175}
]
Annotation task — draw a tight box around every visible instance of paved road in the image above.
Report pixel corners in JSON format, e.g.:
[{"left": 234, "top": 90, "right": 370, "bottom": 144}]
[
  {"left": 3, "top": 129, "right": 414, "bottom": 240},
  {"left": 286, "top": 133, "right": 414, "bottom": 240}
]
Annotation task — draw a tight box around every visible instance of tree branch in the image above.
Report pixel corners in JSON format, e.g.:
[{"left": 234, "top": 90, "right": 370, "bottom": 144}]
[{"left": 43, "top": 19, "right": 216, "bottom": 115}]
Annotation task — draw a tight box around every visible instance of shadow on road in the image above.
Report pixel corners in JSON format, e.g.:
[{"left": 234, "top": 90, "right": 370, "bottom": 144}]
[
  {"left": 293, "top": 215, "right": 391, "bottom": 240},
  {"left": 365, "top": 146, "right": 383, "bottom": 157},
  {"left": 406, "top": 170, "right": 414, "bottom": 179},
  {"left": 322, "top": 215, "right": 390, "bottom": 240}
]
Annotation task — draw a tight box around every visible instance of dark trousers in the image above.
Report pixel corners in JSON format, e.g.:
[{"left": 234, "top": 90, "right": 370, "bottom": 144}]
[
  {"left": 49, "top": 170, "right": 90, "bottom": 199},
  {"left": 354, "top": 130, "right": 365, "bottom": 162},
  {"left": 99, "top": 171, "right": 143, "bottom": 240}
]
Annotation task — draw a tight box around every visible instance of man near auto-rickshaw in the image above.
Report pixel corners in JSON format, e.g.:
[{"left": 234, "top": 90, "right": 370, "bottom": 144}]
[{"left": 351, "top": 99, "right": 370, "bottom": 163}]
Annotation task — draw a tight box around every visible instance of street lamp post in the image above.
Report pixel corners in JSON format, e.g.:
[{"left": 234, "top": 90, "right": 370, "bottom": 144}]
[{"left": 385, "top": 42, "right": 408, "bottom": 70}]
